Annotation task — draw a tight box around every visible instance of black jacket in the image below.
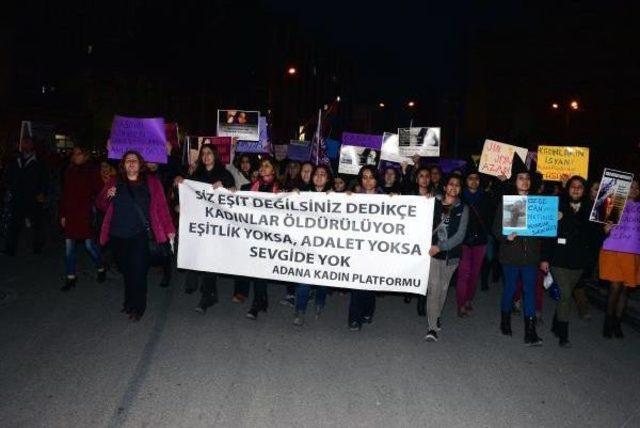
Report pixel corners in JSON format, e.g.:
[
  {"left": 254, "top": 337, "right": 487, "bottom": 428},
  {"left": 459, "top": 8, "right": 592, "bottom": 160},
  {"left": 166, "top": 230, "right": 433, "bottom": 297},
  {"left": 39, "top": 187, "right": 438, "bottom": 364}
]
[
  {"left": 5, "top": 154, "right": 47, "bottom": 208},
  {"left": 541, "top": 198, "right": 604, "bottom": 269},
  {"left": 432, "top": 196, "right": 469, "bottom": 262},
  {"left": 462, "top": 190, "right": 495, "bottom": 246}
]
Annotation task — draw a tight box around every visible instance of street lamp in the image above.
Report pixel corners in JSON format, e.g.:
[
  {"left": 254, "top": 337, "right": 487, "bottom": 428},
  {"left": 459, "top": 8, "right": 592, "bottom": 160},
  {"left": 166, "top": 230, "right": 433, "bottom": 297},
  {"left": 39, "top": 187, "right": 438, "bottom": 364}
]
[
  {"left": 570, "top": 100, "right": 579, "bottom": 110},
  {"left": 407, "top": 101, "right": 415, "bottom": 107},
  {"left": 378, "top": 102, "right": 385, "bottom": 108},
  {"left": 287, "top": 67, "right": 297, "bottom": 75},
  {"left": 336, "top": 96, "right": 341, "bottom": 102},
  {"left": 551, "top": 103, "right": 559, "bottom": 109}
]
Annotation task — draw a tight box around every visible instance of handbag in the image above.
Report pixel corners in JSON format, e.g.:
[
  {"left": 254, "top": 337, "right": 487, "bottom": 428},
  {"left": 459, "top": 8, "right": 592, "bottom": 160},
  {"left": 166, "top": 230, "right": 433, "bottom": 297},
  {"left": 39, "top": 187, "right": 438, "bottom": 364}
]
[{"left": 125, "top": 182, "right": 169, "bottom": 266}]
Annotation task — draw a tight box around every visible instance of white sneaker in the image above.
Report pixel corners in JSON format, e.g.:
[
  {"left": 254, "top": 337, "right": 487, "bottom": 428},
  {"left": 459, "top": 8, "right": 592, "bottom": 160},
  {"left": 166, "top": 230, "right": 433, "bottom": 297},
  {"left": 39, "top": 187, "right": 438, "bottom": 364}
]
[
  {"left": 424, "top": 330, "right": 438, "bottom": 342},
  {"left": 293, "top": 313, "right": 305, "bottom": 326}
]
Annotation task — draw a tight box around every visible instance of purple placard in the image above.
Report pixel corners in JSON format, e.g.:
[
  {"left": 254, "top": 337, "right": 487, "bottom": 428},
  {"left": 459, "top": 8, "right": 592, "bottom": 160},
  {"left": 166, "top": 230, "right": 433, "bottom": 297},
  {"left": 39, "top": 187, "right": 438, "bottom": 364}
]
[
  {"left": 109, "top": 116, "right": 167, "bottom": 164},
  {"left": 603, "top": 201, "right": 640, "bottom": 254},
  {"left": 342, "top": 132, "right": 383, "bottom": 150},
  {"left": 237, "top": 116, "right": 269, "bottom": 153},
  {"left": 287, "top": 140, "right": 312, "bottom": 162}
]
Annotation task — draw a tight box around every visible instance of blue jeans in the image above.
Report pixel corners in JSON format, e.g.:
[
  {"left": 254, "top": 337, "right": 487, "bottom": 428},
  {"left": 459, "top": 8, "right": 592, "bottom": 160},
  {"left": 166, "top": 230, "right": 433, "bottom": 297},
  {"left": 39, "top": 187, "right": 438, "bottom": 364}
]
[
  {"left": 295, "top": 284, "right": 327, "bottom": 314},
  {"left": 501, "top": 264, "right": 537, "bottom": 318},
  {"left": 65, "top": 239, "right": 102, "bottom": 276}
]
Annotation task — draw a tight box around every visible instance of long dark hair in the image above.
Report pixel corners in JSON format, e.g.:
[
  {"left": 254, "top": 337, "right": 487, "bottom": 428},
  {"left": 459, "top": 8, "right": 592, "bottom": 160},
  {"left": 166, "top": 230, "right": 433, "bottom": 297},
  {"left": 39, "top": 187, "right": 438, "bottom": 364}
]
[
  {"left": 117, "top": 150, "right": 148, "bottom": 182},
  {"left": 193, "top": 143, "right": 221, "bottom": 176},
  {"left": 563, "top": 175, "right": 588, "bottom": 203},
  {"left": 311, "top": 165, "right": 333, "bottom": 192},
  {"left": 358, "top": 164, "right": 379, "bottom": 186}
]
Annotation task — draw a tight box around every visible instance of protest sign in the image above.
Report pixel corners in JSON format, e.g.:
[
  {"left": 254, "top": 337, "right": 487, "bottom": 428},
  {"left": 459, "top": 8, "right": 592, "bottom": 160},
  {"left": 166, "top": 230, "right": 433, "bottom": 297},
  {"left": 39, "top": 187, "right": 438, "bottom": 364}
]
[
  {"left": 603, "top": 201, "right": 640, "bottom": 254},
  {"left": 397, "top": 127, "right": 440, "bottom": 157},
  {"left": 435, "top": 159, "right": 467, "bottom": 174},
  {"left": 536, "top": 145, "right": 589, "bottom": 181},
  {"left": 342, "top": 132, "right": 383, "bottom": 150},
  {"left": 108, "top": 116, "right": 167, "bottom": 164},
  {"left": 217, "top": 109, "right": 259, "bottom": 141},
  {"left": 380, "top": 132, "right": 414, "bottom": 165},
  {"left": 338, "top": 145, "right": 381, "bottom": 175},
  {"left": 165, "top": 122, "right": 179, "bottom": 151},
  {"left": 478, "top": 139, "right": 528, "bottom": 178},
  {"left": 287, "top": 140, "right": 313, "bottom": 162},
  {"left": 590, "top": 169, "right": 634, "bottom": 224},
  {"left": 274, "top": 144, "right": 288, "bottom": 161},
  {"left": 177, "top": 180, "right": 434, "bottom": 295},
  {"left": 237, "top": 116, "right": 269, "bottom": 153},
  {"left": 502, "top": 195, "right": 558, "bottom": 237}
]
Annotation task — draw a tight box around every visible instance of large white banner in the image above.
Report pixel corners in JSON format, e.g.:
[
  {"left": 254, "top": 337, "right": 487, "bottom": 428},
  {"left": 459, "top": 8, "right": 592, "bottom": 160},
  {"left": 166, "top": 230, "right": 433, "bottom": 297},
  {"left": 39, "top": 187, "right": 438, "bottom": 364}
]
[{"left": 178, "top": 180, "right": 435, "bottom": 295}]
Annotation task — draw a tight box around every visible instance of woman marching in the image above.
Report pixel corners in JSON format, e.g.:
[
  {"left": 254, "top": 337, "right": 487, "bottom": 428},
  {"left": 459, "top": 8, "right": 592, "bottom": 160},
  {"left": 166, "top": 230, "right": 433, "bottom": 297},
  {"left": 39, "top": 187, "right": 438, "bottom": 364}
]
[
  {"left": 541, "top": 176, "right": 601, "bottom": 347},
  {"left": 174, "top": 143, "right": 236, "bottom": 313},
  {"left": 599, "top": 178, "right": 640, "bottom": 339},
  {"left": 96, "top": 151, "right": 175, "bottom": 321},
  {"left": 246, "top": 157, "right": 281, "bottom": 320},
  {"left": 293, "top": 165, "right": 333, "bottom": 326},
  {"left": 348, "top": 165, "right": 384, "bottom": 331},
  {"left": 492, "top": 158, "right": 545, "bottom": 345},
  {"left": 424, "top": 173, "right": 469, "bottom": 342},
  {"left": 59, "top": 146, "right": 106, "bottom": 290}
]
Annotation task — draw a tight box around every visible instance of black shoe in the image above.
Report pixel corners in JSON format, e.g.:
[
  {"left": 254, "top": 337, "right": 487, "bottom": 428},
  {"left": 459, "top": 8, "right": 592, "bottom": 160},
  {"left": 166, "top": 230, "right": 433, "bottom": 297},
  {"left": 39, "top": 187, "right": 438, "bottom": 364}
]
[
  {"left": 612, "top": 316, "right": 624, "bottom": 339},
  {"left": 602, "top": 314, "right": 613, "bottom": 338},
  {"left": 362, "top": 315, "right": 374, "bottom": 325},
  {"left": 246, "top": 300, "right": 267, "bottom": 320},
  {"left": 403, "top": 295, "right": 412, "bottom": 304},
  {"left": 97, "top": 268, "right": 106, "bottom": 284},
  {"left": 500, "top": 312, "right": 512, "bottom": 336},
  {"left": 524, "top": 317, "right": 543, "bottom": 346},
  {"left": 551, "top": 312, "right": 559, "bottom": 338},
  {"left": 349, "top": 321, "right": 361, "bottom": 331},
  {"left": 417, "top": 296, "right": 426, "bottom": 317},
  {"left": 424, "top": 330, "right": 438, "bottom": 342},
  {"left": 60, "top": 277, "right": 77, "bottom": 291}
]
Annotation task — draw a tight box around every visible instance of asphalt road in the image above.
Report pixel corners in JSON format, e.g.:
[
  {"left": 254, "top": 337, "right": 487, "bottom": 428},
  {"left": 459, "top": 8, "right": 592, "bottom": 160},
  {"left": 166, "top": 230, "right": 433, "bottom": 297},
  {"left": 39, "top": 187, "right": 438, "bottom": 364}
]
[{"left": 1, "top": 246, "right": 639, "bottom": 428}]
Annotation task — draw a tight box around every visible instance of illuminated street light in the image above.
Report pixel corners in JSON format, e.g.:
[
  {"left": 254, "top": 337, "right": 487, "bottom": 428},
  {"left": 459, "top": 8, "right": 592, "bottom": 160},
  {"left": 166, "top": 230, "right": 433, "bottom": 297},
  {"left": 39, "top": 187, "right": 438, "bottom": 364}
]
[
  {"left": 408, "top": 101, "right": 415, "bottom": 107},
  {"left": 570, "top": 100, "right": 579, "bottom": 110},
  {"left": 551, "top": 103, "right": 559, "bottom": 109},
  {"left": 378, "top": 102, "right": 385, "bottom": 108},
  {"left": 287, "top": 67, "right": 297, "bottom": 75},
  {"left": 336, "top": 96, "right": 341, "bottom": 102}
]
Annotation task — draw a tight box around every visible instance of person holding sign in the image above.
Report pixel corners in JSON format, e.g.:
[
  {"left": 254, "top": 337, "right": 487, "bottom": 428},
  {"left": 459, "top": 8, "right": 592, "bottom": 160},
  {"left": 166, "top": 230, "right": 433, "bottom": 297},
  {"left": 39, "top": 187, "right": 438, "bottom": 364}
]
[
  {"left": 599, "top": 178, "right": 640, "bottom": 339},
  {"left": 174, "top": 144, "right": 235, "bottom": 313},
  {"left": 425, "top": 174, "right": 469, "bottom": 342},
  {"left": 293, "top": 165, "right": 334, "bottom": 326},
  {"left": 492, "top": 157, "right": 545, "bottom": 346},
  {"left": 348, "top": 165, "right": 384, "bottom": 331},
  {"left": 96, "top": 151, "right": 175, "bottom": 321},
  {"left": 246, "top": 158, "right": 281, "bottom": 320},
  {"left": 540, "top": 176, "right": 602, "bottom": 347}
]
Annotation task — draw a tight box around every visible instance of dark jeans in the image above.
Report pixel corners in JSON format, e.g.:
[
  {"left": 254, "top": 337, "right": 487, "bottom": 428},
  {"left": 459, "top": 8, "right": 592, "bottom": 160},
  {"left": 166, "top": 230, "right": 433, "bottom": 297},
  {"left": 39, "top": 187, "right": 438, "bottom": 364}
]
[
  {"left": 111, "top": 232, "right": 150, "bottom": 316},
  {"left": 185, "top": 271, "right": 218, "bottom": 308},
  {"left": 252, "top": 278, "right": 268, "bottom": 305},
  {"left": 234, "top": 276, "right": 251, "bottom": 297},
  {"left": 5, "top": 205, "right": 45, "bottom": 254},
  {"left": 349, "top": 290, "right": 375, "bottom": 325}
]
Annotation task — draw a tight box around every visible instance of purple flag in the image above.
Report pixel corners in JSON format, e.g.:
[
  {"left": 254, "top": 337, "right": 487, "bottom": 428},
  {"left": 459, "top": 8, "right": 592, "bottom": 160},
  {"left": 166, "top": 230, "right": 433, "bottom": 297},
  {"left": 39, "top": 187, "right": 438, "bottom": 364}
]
[
  {"left": 109, "top": 116, "right": 167, "bottom": 164},
  {"left": 603, "top": 201, "right": 640, "bottom": 254},
  {"left": 342, "top": 132, "right": 383, "bottom": 150}
]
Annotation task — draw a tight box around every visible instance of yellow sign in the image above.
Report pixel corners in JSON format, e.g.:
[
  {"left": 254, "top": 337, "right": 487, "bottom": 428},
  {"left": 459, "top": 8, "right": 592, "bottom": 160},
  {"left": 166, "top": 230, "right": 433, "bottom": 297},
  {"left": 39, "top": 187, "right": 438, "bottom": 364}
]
[{"left": 536, "top": 145, "right": 589, "bottom": 181}]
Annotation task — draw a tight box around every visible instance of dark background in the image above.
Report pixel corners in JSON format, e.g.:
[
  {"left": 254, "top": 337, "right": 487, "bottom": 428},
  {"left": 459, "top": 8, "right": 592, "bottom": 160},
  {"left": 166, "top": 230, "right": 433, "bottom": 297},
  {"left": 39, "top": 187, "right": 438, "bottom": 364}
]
[{"left": 1, "top": 0, "right": 639, "bottom": 171}]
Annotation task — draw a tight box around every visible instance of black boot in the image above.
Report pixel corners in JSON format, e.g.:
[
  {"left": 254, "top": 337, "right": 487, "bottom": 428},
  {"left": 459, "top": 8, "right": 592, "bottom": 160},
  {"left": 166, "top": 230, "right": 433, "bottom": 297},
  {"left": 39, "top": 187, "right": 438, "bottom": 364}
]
[
  {"left": 557, "top": 321, "right": 571, "bottom": 347},
  {"left": 246, "top": 299, "right": 268, "bottom": 320},
  {"left": 416, "top": 296, "right": 426, "bottom": 317},
  {"left": 612, "top": 316, "right": 624, "bottom": 339},
  {"left": 602, "top": 314, "right": 613, "bottom": 338},
  {"left": 524, "top": 317, "right": 543, "bottom": 346},
  {"left": 500, "top": 312, "right": 512, "bottom": 336},
  {"left": 551, "top": 312, "right": 559, "bottom": 338},
  {"left": 60, "top": 277, "right": 77, "bottom": 291}
]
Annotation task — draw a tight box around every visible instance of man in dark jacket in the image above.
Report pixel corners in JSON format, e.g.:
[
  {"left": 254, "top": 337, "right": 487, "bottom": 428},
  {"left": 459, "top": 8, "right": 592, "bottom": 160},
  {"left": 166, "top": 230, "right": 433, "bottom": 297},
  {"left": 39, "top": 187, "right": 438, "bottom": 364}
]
[{"left": 3, "top": 138, "right": 48, "bottom": 255}]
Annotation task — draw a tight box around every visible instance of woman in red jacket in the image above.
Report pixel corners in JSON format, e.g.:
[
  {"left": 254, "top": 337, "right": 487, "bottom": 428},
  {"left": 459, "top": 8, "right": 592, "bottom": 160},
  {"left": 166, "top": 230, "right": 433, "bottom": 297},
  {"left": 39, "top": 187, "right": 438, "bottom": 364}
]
[
  {"left": 96, "top": 151, "right": 175, "bottom": 321},
  {"left": 59, "top": 146, "right": 106, "bottom": 291}
]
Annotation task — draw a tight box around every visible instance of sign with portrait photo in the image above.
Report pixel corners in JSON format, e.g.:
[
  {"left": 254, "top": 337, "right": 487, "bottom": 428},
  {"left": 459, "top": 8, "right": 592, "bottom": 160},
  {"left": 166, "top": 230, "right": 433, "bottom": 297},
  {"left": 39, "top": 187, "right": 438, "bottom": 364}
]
[
  {"left": 397, "top": 127, "right": 440, "bottom": 157},
  {"left": 338, "top": 145, "right": 381, "bottom": 175},
  {"left": 217, "top": 109, "right": 260, "bottom": 142}
]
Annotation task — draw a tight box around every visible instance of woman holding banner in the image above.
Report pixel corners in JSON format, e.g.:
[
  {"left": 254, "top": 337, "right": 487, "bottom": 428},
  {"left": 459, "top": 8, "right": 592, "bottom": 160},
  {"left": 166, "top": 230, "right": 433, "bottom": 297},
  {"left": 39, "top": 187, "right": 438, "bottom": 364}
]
[
  {"left": 174, "top": 143, "right": 235, "bottom": 313},
  {"left": 96, "top": 151, "right": 175, "bottom": 321},
  {"left": 293, "top": 165, "right": 333, "bottom": 326},
  {"left": 492, "top": 158, "right": 545, "bottom": 346},
  {"left": 348, "top": 165, "right": 384, "bottom": 331},
  {"left": 600, "top": 178, "right": 640, "bottom": 339},
  {"left": 541, "top": 176, "right": 600, "bottom": 347},
  {"left": 424, "top": 174, "right": 469, "bottom": 342},
  {"left": 246, "top": 157, "right": 281, "bottom": 320}
]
